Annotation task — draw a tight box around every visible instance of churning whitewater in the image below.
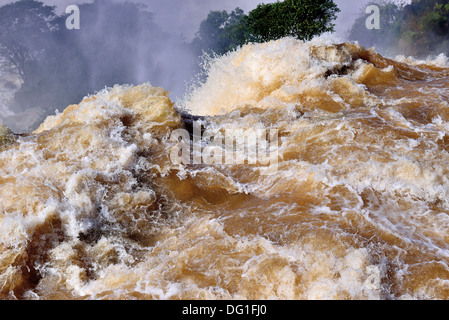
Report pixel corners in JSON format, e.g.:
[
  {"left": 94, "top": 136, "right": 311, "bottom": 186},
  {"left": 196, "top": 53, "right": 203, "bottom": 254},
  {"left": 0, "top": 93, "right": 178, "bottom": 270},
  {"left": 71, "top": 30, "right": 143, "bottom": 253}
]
[{"left": 1, "top": 37, "right": 449, "bottom": 300}]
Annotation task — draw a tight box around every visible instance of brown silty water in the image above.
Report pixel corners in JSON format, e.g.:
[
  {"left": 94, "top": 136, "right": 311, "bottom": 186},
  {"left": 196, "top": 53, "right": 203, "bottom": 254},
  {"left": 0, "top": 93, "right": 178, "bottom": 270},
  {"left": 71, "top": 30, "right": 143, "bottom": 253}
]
[{"left": 1, "top": 37, "right": 449, "bottom": 299}]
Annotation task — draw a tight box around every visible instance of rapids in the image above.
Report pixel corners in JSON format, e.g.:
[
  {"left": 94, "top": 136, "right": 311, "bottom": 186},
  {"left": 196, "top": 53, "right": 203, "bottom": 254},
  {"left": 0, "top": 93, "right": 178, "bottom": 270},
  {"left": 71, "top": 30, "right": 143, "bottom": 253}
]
[{"left": 1, "top": 37, "right": 449, "bottom": 300}]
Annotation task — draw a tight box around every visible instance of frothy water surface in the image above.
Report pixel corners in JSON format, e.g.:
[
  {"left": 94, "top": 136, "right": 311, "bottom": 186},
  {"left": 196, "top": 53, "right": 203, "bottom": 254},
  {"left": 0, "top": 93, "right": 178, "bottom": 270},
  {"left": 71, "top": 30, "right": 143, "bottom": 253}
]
[{"left": 1, "top": 37, "right": 449, "bottom": 300}]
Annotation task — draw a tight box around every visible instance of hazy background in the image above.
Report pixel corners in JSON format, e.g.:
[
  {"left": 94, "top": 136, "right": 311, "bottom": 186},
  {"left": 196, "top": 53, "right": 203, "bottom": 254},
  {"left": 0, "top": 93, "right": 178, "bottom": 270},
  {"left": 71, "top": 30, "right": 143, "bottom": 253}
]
[{"left": 0, "top": 0, "right": 409, "bottom": 40}]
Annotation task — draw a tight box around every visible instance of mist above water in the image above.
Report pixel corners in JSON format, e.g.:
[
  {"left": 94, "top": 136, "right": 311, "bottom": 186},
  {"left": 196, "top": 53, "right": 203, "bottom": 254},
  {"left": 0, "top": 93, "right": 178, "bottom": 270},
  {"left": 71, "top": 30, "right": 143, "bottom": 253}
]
[
  {"left": 0, "top": 0, "right": 199, "bottom": 132},
  {"left": 0, "top": 0, "right": 413, "bottom": 133}
]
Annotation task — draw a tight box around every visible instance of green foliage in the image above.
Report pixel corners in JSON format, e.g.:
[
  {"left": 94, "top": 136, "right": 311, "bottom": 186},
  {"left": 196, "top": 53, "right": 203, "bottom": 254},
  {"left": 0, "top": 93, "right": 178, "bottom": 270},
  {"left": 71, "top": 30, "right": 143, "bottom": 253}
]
[
  {"left": 248, "top": 0, "right": 340, "bottom": 42},
  {"left": 192, "top": 8, "right": 250, "bottom": 56},
  {"left": 192, "top": 0, "right": 340, "bottom": 57},
  {"left": 421, "top": 2, "right": 449, "bottom": 35}
]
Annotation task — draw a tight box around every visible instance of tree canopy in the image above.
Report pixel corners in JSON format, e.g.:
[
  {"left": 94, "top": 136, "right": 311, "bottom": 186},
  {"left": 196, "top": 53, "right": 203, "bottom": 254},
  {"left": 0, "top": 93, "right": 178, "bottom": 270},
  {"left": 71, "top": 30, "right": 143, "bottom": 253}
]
[
  {"left": 0, "top": 0, "right": 57, "bottom": 81},
  {"left": 248, "top": 0, "right": 340, "bottom": 43},
  {"left": 192, "top": 0, "right": 340, "bottom": 56}
]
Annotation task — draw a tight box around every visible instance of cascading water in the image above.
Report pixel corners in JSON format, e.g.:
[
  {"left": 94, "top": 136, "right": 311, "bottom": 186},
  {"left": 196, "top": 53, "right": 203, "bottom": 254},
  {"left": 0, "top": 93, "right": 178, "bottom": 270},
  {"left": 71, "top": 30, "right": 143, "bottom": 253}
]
[{"left": 1, "top": 37, "right": 449, "bottom": 300}]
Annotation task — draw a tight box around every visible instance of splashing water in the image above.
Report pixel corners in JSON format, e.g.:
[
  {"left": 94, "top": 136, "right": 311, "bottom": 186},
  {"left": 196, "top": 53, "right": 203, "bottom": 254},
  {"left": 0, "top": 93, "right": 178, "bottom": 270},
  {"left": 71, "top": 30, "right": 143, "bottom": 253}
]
[{"left": 1, "top": 37, "right": 449, "bottom": 300}]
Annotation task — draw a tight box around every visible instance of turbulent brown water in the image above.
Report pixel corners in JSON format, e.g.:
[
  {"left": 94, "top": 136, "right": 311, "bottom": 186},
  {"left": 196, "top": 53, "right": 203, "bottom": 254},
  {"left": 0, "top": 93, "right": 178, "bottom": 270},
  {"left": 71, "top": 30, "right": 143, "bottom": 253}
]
[{"left": 1, "top": 37, "right": 449, "bottom": 300}]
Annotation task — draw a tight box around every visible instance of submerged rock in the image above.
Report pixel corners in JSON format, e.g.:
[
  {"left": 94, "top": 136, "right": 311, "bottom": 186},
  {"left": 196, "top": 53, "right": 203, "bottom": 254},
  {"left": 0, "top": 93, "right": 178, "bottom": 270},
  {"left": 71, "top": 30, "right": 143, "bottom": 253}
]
[{"left": 0, "top": 124, "right": 16, "bottom": 147}]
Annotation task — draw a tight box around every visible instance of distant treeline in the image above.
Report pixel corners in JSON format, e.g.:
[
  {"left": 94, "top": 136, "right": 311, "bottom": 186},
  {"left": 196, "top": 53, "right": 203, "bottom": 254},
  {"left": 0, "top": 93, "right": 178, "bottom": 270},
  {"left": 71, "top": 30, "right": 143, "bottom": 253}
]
[
  {"left": 191, "top": 0, "right": 339, "bottom": 56},
  {"left": 350, "top": 0, "right": 449, "bottom": 57},
  {"left": 0, "top": 0, "right": 340, "bottom": 131}
]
